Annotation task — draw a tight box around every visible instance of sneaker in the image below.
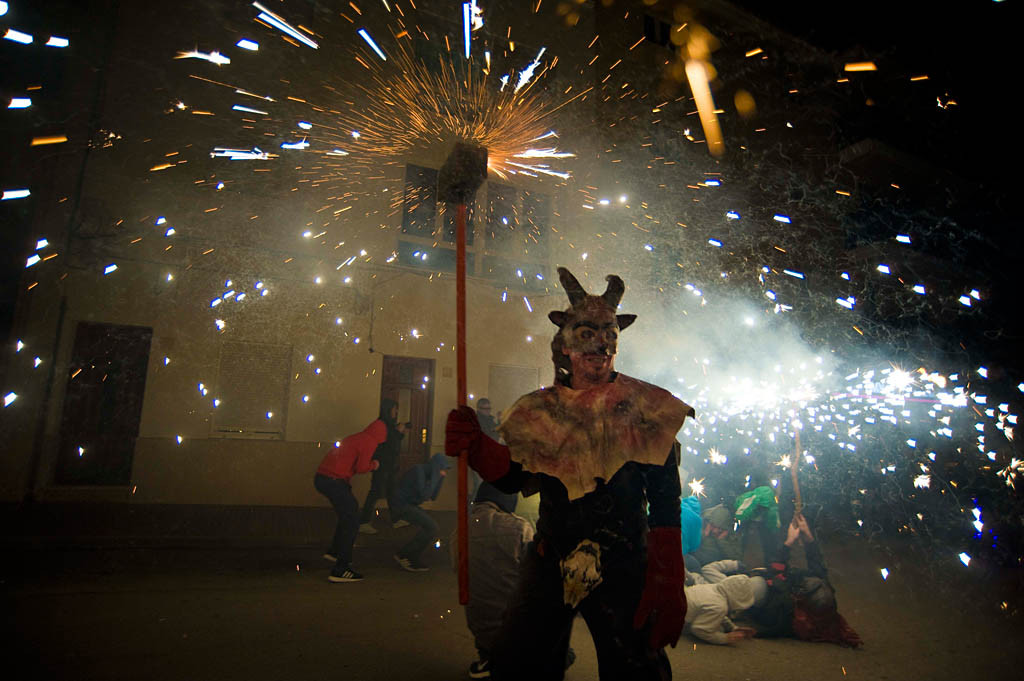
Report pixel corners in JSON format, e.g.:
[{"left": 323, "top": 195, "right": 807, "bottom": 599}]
[
  {"left": 358, "top": 523, "right": 378, "bottom": 535},
  {"left": 392, "top": 519, "right": 410, "bottom": 529},
  {"left": 394, "top": 554, "right": 429, "bottom": 572},
  {"left": 468, "top": 659, "right": 490, "bottom": 679},
  {"left": 328, "top": 568, "right": 364, "bottom": 583},
  {"left": 323, "top": 552, "right": 338, "bottom": 563}
]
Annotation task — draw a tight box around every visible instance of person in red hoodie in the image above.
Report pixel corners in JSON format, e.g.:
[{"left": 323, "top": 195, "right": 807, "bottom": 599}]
[{"left": 315, "top": 418, "right": 387, "bottom": 582}]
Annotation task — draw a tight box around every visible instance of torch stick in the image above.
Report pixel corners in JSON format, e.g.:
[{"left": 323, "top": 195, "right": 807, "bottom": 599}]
[
  {"left": 455, "top": 202, "right": 469, "bottom": 605},
  {"left": 439, "top": 142, "right": 487, "bottom": 606},
  {"left": 791, "top": 428, "right": 803, "bottom": 518}
]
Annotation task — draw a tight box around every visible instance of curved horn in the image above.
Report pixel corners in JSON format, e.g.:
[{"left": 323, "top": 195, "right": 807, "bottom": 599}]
[
  {"left": 602, "top": 274, "right": 625, "bottom": 308},
  {"left": 558, "top": 267, "right": 587, "bottom": 306}
]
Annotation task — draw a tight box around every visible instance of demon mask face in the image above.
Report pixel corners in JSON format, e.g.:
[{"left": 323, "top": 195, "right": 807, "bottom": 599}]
[{"left": 549, "top": 267, "right": 636, "bottom": 384}]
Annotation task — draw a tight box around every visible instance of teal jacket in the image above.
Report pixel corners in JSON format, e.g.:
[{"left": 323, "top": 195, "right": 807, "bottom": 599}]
[{"left": 680, "top": 495, "right": 703, "bottom": 555}]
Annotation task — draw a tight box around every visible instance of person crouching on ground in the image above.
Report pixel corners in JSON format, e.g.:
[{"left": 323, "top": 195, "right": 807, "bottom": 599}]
[
  {"left": 314, "top": 419, "right": 387, "bottom": 583},
  {"left": 390, "top": 453, "right": 450, "bottom": 572}
]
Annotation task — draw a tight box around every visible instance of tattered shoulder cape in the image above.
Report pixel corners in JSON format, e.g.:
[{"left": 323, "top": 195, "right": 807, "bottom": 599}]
[{"left": 497, "top": 373, "right": 694, "bottom": 500}]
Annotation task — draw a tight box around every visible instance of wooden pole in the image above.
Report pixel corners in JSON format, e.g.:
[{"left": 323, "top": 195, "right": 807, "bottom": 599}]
[
  {"left": 456, "top": 202, "right": 469, "bottom": 605},
  {"left": 791, "top": 429, "right": 803, "bottom": 517}
]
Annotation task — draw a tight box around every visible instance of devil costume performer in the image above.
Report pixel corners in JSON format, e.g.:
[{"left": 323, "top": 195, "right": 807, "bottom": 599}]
[{"left": 446, "top": 268, "right": 695, "bottom": 681}]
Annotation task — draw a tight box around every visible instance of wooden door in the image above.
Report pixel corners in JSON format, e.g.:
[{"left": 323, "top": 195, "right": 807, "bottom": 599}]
[{"left": 380, "top": 355, "right": 435, "bottom": 473}]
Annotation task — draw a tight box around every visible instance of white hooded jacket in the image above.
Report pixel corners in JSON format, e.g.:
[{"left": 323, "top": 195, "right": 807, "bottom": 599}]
[{"left": 684, "top": 574, "right": 756, "bottom": 644}]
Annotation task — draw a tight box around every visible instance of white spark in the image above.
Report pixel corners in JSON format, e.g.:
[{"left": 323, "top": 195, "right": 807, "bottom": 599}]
[
  {"left": 253, "top": 2, "right": 319, "bottom": 49},
  {"left": 175, "top": 49, "right": 231, "bottom": 65},
  {"left": 515, "top": 47, "right": 546, "bottom": 93},
  {"left": 357, "top": 28, "right": 387, "bottom": 60},
  {"left": 4, "top": 28, "right": 33, "bottom": 44}
]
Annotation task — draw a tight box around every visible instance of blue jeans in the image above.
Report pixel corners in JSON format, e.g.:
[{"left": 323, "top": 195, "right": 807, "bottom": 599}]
[
  {"left": 392, "top": 504, "right": 439, "bottom": 561},
  {"left": 314, "top": 474, "right": 359, "bottom": 571}
]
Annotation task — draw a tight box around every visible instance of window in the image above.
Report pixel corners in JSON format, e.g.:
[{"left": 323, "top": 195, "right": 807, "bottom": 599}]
[
  {"left": 55, "top": 322, "right": 152, "bottom": 485},
  {"left": 481, "top": 256, "right": 549, "bottom": 291},
  {"left": 487, "top": 184, "right": 551, "bottom": 257},
  {"left": 212, "top": 341, "right": 292, "bottom": 439},
  {"left": 396, "top": 239, "right": 474, "bottom": 273},
  {"left": 443, "top": 203, "right": 475, "bottom": 245},
  {"left": 402, "top": 164, "right": 439, "bottom": 236},
  {"left": 393, "top": 168, "right": 550, "bottom": 284},
  {"left": 486, "top": 182, "right": 520, "bottom": 250},
  {"left": 522, "top": 189, "right": 551, "bottom": 256},
  {"left": 482, "top": 184, "right": 551, "bottom": 288},
  {"left": 643, "top": 14, "right": 672, "bottom": 49}
]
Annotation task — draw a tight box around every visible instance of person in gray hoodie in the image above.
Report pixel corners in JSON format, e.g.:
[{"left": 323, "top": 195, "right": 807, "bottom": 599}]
[
  {"left": 390, "top": 453, "right": 450, "bottom": 572},
  {"left": 465, "top": 483, "right": 534, "bottom": 678},
  {"left": 463, "top": 482, "right": 574, "bottom": 679},
  {"left": 691, "top": 503, "right": 742, "bottom": 568}
]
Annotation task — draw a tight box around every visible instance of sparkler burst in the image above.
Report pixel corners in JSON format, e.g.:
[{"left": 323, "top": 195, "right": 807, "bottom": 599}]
[
  {"left": 311, "top": 39, "right": 580, "bottom": 184},
  {"left": 688, "top": 477, "right": 707, "bottom": 498}
]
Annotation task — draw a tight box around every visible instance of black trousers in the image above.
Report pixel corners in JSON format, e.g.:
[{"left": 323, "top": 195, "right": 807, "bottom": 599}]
[
  {"left": 489, "top": 542, "right": 671, "bottom": 681},
  {"left": 359, "top": 463, "right": 397, "bottom": 524},
  {"left": 314, "top": 474, "right": 359, "bottom": 570},
  {"left": 392, "top": 504, "right": 439, "bottom": 561}
]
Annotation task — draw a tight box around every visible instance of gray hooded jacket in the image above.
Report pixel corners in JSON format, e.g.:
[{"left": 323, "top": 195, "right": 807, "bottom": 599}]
[
  {"left": 465, "top": 498, "right": 534, "bottom": 654},
  {"left": 684, "top": 574, "right": 756, "bottom": 645}
]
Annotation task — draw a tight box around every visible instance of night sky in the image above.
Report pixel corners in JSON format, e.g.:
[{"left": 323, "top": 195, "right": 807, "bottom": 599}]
[{"left": 732, "top": 0, "right": 1022, "bottom": 182}]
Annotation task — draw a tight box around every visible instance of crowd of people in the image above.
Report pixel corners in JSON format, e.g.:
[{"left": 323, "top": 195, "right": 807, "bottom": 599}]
[
  {"left": 312, "top": 268, "right": 861, "bottom": 680},
  {"left": 314, "top": 399, "right": 861, "bottom": 676},
  {"left": 680, "top": 494, "right": 862, "bottom": 648}
]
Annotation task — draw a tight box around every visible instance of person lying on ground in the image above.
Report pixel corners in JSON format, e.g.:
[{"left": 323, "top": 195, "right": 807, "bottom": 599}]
[
  {"left": 744, "top": 514, "right": 863, "bottom": 647},
  {"left": 683, "top": 573, "right": 758, "bottom": 645},
  {"left": 688, "top": 558, "right": 746, "bottom": 586}
]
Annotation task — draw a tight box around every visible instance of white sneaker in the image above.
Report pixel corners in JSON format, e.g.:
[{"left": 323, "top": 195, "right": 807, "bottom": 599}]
[
  {"left": 393, "top": 519, "right": 410, "bottom": 529},
  {"left": 358, "top": 523, "right": 378, "bottom": 535}
]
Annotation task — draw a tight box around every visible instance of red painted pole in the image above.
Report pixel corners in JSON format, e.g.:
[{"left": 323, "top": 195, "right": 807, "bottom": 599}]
[{"left": 456, "top": 202, "right": 469, "bottom": 605}]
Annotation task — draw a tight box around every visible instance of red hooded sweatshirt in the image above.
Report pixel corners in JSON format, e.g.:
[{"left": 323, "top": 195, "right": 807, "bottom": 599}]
[{"left": 317, "top": 420, "right": 388, "bottom": 481}]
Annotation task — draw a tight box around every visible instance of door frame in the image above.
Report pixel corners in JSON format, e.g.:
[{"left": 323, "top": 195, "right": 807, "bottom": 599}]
[{"left": 380, "top": 354, "right": 435, "bottom": 472}]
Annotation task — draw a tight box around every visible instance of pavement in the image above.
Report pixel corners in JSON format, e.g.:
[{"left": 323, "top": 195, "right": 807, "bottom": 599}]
[{"left": 2, "top": 503, "right": 1023, "bottom": 681}]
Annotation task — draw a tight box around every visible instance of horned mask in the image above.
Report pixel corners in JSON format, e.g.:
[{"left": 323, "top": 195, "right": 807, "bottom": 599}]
[{"left": 549, "top": 267, "right": 636, "bottom": 384}]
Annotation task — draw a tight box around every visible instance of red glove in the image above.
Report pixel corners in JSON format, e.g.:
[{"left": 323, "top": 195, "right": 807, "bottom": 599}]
[
  {"left": 633, "top": 526, "right": 687, "bottom": 649},
  {"left": 445, "top": 406, "right": 511, "bottom": 481}
]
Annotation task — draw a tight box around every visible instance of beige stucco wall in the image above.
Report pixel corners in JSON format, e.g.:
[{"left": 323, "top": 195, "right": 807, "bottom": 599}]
[{"left": 27, "top": 251, "right": 556, "bottom": 508}]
